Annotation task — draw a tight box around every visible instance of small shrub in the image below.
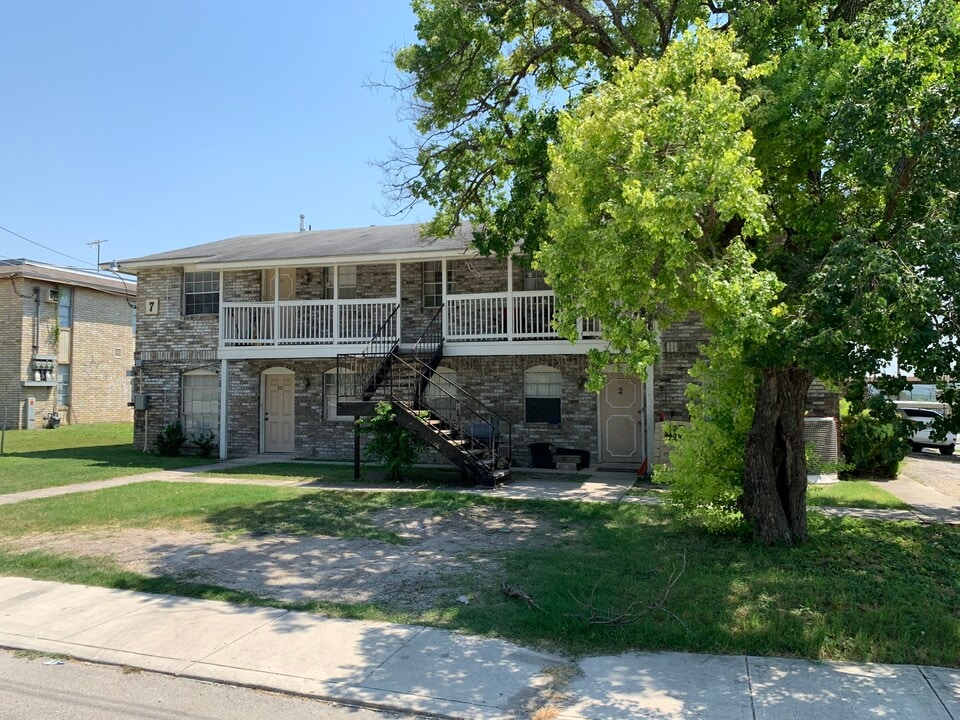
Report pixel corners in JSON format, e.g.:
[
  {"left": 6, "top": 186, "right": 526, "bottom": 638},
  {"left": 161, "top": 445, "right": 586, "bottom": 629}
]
[
  {"left": 154, "top": 422, "right": 187, "bottom": 457},
  {"left": 840, "top": 397, "right": 910, "bottom": 478},
  {"left": 357, "top": 402, "right": 426, "bottom": 482},
  {"left": 191, "top": 430, "right": 217, "bottom": 458}
]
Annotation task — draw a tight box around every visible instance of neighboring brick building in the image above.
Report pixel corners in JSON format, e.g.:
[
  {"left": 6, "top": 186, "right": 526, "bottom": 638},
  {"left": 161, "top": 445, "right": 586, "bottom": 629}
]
[
  {"left": 116, "top": 223, "right": 836, "bottom": 470},
  {"left": 0, "top": 260, "right": 136, "bottom": 429}
]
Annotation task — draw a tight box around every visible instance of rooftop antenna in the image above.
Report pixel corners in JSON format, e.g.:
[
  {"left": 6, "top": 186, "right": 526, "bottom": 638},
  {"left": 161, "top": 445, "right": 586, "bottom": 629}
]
[
  {"left": 299, "top": 214, "right": 305, "bottom": 233},
  {"left": 87, "top": 239, "right": 108, "bottom": 272}
]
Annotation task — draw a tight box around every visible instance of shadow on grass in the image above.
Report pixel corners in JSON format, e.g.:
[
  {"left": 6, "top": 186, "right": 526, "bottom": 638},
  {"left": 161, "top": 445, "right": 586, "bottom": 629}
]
[
  {"left": 6, "top": 444, "right": 215, "bottom": 470},
  {"left": 445, "top": 506, "right": 960, "bottom": 666}
]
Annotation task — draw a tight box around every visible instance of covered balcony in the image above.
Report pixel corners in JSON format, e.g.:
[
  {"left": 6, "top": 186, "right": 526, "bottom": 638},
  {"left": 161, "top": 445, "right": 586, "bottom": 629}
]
[{"left": 216, "top": 259, "right": 601, "bottom": 357}]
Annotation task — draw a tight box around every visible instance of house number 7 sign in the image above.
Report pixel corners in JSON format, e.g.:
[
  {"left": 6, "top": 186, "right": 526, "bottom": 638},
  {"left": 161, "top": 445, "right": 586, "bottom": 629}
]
[{"left": 144, "top": 298, "right": 160, "bottom": 315}]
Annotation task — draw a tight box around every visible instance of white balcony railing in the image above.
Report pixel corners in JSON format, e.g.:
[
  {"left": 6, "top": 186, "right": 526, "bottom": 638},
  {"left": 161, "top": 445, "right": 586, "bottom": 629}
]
[
  {"left": 221, "top": 291, "right": 599, "bottom": 347},
  {"left": 446, "top": 290, "right": 601, "bottom": 342},
  {"left": 221, "top": 299, "right": 396, "bottom": 347}
]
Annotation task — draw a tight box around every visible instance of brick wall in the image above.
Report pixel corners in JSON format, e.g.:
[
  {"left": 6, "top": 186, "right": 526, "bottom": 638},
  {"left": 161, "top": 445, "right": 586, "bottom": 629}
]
[
  {"left": 65, "top": 286, "right": 135, "bottom": 424},
  {"left": 133, "top": 268, "right": 218, "bottom": 448},
  {"left": 654, "top": 315, "right": 840, "bottom": 421}
]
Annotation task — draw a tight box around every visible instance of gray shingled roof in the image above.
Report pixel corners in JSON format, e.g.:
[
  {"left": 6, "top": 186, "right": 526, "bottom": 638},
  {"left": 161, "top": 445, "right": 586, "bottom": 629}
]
[
  {"left": 118, "top": 223, "right": 476, "bottom": 267},
  {"left": 0, "top": 260, "right": 135, "bottom": 296}
]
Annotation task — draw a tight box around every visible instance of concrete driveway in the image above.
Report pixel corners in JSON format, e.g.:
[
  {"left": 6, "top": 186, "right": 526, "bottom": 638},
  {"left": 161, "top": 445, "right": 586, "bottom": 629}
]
[{"left": 898, "top": 451, "right": 960, "bottom": 501}]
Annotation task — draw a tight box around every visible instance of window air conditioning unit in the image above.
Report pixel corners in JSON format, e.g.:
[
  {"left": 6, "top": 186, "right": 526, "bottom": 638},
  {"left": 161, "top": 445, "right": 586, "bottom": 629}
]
[{"left": 45, "top": 288, "right": 61, "bottom": 303}]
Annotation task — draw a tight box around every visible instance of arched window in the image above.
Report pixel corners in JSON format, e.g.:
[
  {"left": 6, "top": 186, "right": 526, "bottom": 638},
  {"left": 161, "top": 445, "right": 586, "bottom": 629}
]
[
  {"left": 182, "top": 369, "right": 219, "bottom": 438},
  {"left": 324, "top": 368, "right": 354, "bottom": 421},
  {"left": 524, "top": 365, "right": 562, "bottom": 424}
]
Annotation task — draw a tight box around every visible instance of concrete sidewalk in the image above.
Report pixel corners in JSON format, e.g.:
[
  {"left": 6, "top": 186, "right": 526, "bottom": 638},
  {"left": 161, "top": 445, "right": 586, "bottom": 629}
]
[{"left": 1, "top": 577, "right": 958, "bottom": 719}]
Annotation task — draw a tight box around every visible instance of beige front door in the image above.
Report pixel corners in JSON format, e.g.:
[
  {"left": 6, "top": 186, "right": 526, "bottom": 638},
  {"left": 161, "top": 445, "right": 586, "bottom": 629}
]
[
  {"left": 263, "top": 373, "right": 295, "bottom": 452},
  {"left": 600, "top": 375, "right": 645, "bottom": 464},
  {"left": 262, "top": 268, "right": 296, "bottom": 301}
]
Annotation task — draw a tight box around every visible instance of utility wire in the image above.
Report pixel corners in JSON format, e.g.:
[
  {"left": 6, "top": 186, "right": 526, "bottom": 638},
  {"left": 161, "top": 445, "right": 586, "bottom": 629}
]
[{"left": 0, "top": 223, "right": 98, "bottom": 269}]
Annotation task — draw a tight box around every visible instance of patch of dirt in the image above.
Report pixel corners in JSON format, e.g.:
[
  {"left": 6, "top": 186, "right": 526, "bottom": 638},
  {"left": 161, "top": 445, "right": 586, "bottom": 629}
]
[{"left": 7, "top": 506, "right": 564, "bottom": 612}]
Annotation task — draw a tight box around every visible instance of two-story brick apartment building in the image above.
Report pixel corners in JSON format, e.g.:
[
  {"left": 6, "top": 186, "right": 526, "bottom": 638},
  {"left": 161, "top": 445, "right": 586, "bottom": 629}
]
[
  {"left": 0, "top": 260, "right": 136, "bottom": 429},
  {"left": 116, "top": 224, "right": 840, "bottom": 480},
  {"left": 117, "top": 223, "right": 700, "bottom": 477}
]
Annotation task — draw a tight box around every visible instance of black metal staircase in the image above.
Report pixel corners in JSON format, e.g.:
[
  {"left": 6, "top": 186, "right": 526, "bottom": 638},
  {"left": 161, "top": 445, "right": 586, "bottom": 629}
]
[{"left": 337, "top": 305, "right": 512, "bottom": 486}]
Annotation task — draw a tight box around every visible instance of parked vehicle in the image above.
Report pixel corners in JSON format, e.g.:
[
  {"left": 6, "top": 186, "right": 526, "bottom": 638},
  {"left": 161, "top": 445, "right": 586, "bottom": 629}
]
[{"left": 899, "top": 407, "right": 956, "bottom": 456}]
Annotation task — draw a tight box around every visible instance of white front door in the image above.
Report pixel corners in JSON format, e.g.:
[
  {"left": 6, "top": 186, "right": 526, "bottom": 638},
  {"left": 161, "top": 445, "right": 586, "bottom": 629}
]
[
  {"left": 263, "top": 374, "right": 295, "bottom": 453},
  {"left": 600, "top": 375, "right": 645, "bottom": 464}
]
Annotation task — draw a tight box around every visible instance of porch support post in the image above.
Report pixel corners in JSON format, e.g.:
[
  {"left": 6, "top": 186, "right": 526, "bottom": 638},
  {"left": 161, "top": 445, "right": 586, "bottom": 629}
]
[
  {"left": 333, "top": 265, "right": 340, "bottom": 345},
  {"left": 395, "top": 261, "right": 402, "bottom": 341},
  {"left": 354, "top": 416, "right": 361, "bottom": 479},
  {"left": 272, "top": 267, "right": 280, "bottom": 343},
  {"left": 441, "top": 259, "right": 449, "bottom": 338},
  {"left": 217, "top": 271, "right": 225, "bottom": 347},
  {"left": 219, "top": 358, "right": 229, "bottom": 460},
  {"left": 506, "top": 255, "right": 514, "bottom": 341}
]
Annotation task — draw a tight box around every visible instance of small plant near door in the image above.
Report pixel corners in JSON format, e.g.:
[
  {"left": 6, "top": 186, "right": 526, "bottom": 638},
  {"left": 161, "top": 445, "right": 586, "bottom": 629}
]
[
  {"left": 357, "top": 402, "right": 426, "bottom": 482},
  {"left": 191, "top": 431, "right": 217, "bottom": 458},
  {"left": 155, "top": 422, "right": 187, "bottom": 456}
]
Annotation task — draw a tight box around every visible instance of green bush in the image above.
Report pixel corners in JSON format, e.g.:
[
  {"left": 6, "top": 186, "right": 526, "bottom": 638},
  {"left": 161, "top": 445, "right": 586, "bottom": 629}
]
[
  {"left": 191, "top": 430, "right": 217, "bottom": 458},
  {"left": 357, "top": 402, "right": 426, "bottom": 482},
  {"left": 154, "top": 422, "right": 187, "bottom": 457},
  {"left": 658, "top": 340, "right": 754, "bottom": 534},
  {"left": 840, "top": 397, "right": 910, "bottom": 478}
]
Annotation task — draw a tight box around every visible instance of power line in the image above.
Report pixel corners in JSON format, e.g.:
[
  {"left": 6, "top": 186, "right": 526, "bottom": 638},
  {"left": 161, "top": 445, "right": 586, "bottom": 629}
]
[{"left": 0, "top": 223, "right": 98, "bottom": 269}]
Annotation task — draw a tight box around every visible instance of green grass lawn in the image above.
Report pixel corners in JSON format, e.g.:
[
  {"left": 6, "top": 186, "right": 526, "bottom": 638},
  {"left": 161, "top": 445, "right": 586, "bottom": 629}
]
[
  {"left": 807, "top": 480, "right": 911, "bottom": 510},
  {"left": 0, "top": 481, "right": 956, "bottom": 666},
  {"left": 0, "top": 423, "right": 217, "bottom": 494},
  {"left": 630, "top": 479, "right": 909, "bottom": 510}
]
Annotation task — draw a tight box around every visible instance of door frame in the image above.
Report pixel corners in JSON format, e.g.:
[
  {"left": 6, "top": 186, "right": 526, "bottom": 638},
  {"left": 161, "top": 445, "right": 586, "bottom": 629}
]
[
  {"left": 260, "top": 366, "right": 295, "bottom": 453},
  {"left": 596, "top": 369, "right": 656, "bottom": 466}
]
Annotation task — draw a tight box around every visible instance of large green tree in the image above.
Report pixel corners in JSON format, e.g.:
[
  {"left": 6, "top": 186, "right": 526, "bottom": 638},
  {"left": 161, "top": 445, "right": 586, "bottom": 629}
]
[{"left": 390, "top": 0, "right": 960, "bottom": 544}]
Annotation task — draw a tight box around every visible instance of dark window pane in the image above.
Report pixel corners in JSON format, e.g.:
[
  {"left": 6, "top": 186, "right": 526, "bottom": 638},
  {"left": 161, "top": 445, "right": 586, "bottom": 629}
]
[{"left": 525, "top": 397, "right": 561, "bottom": 424}]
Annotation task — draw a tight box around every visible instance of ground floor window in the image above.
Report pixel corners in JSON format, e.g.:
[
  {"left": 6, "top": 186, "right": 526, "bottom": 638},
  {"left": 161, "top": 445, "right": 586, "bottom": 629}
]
[
  {"left": 57, "top": 364, "right": 70, "bottom": 406},
  {"left": 182, "top": 370, "right": 219, "bottom": 438},
  {"left": 524, "top": 365, "right": 562, "bottom": 423},
  {"left": 324, "top": 369, "right": 354, "bottom": 421}
]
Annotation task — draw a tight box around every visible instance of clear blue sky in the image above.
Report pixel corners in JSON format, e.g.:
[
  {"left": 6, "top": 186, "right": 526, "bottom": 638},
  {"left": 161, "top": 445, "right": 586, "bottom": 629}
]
[{"left": 0, "top": 1, "right": 423, "bottom": 270}]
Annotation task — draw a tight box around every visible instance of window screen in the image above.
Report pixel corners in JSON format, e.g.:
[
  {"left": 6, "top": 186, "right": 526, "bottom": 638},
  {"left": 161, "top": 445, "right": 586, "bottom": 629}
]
[{"left": 184, "top": 272, "right": 220, "bottom": 315}]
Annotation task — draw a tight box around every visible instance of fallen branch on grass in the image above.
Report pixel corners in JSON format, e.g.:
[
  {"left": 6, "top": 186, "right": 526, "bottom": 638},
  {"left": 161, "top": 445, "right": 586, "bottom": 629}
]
[
  {"left": 567, "top": 551, "right": 688, "bottom": 626},
  {"left": 500, "top": 583, "right": 545, "bottom": 613}
]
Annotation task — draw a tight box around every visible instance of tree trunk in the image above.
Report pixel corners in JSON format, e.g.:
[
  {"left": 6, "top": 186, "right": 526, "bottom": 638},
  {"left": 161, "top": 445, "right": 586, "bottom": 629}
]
[{"left": 741, "top": 367, "right": 812, "bottom": 545}]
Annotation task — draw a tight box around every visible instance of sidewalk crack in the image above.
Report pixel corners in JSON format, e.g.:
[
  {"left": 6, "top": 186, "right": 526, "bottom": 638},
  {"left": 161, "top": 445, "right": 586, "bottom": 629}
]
[
  {"left": 744, "top": 656, "right": 758, "bottom": 720},
  {"left": 919, "top": 665, "right": 956, "bottom": 720},
  {"left": 357, "top": 625, "right": 427, "bottom": 684}
]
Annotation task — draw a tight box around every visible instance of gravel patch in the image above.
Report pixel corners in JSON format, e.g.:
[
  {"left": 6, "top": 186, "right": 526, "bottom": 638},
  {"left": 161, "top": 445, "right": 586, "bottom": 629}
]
[{"left": 6, "top": 506, "right": 564, "bottom": 612}]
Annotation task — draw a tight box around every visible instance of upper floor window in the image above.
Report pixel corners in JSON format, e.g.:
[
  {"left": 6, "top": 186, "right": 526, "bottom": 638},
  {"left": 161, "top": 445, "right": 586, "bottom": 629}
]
[
  {"left": 184, "top": 272, "right": 219, "bottom": 315},
  {"left": 524, "top": 365, "right": 562, "bottom": 424},
  {"left": 423, "top": 261, "right": 454, "bottom": 308},
  {"left": 523, "top": 269, "right": 550, "bottom": 291},
  {"left": 323, "top": 266, "right": 357, "bottom": 299},
  {"left": 57, "top": 287, "right": 72, "bottom": 328}
]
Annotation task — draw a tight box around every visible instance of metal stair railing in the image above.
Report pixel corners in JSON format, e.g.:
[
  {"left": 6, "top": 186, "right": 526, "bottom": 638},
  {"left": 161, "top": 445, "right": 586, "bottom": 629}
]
[
  {"left": 388, "top": 353, "right": 512, "bottom": 480},
  {"left": 336, "top": 303, "right": 399, "bottom": 408}
]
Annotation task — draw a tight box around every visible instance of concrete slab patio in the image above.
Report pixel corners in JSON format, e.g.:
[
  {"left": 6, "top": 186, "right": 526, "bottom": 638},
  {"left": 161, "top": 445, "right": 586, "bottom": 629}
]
[{"left": 1, "top": 577, "right": 959, "bottom": 720}]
